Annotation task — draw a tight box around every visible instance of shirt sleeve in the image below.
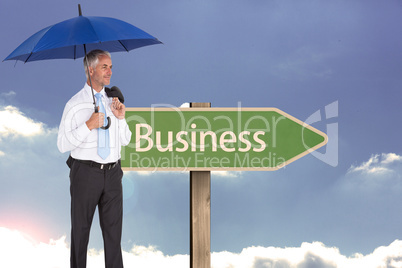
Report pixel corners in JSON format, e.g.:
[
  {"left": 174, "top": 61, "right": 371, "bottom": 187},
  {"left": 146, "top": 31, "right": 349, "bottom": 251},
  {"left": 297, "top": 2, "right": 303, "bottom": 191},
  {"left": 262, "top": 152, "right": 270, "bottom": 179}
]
[
  {"left": 118, "top": 118, "right": 132, "bottom": 147},
  {"left": 57, "top": 102, "right": 92, "bottom": 153}
]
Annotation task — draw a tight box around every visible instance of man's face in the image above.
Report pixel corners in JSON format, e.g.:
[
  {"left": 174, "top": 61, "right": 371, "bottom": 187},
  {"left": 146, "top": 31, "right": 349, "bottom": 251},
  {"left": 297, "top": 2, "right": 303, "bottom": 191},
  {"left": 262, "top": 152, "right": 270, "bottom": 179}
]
[{"left": 90, "top": 55, "right": 112, "bottom": 91}]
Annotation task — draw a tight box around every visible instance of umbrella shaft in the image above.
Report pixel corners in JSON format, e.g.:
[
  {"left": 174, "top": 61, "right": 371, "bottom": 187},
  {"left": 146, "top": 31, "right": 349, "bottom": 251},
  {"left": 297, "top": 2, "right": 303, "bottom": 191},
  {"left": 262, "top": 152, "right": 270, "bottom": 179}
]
[{"left": 83, "top": 44, "right": 97, "bottom": 112}]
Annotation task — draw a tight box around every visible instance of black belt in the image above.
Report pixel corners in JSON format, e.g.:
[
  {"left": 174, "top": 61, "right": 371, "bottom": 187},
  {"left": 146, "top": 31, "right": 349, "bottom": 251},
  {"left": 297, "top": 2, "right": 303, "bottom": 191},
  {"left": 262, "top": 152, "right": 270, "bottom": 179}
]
[{"left": 70, "top": 156, "right": 120, "bottom": 170}]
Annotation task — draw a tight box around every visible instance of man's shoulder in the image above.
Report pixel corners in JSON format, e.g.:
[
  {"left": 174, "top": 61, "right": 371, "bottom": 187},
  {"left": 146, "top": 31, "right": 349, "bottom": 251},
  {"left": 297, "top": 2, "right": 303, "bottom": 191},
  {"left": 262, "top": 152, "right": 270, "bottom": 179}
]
[
  {"left": 63, "top": 86, "right": 94, "bottom": 114},
  {"left": 66, "top": 86, "right": 91, "bottom": 105}
]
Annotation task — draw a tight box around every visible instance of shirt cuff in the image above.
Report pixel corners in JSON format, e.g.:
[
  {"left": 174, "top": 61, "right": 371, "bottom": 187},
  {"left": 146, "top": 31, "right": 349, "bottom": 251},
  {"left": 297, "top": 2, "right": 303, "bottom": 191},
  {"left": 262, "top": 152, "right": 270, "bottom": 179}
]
[{"left": 118, "top": 118, "right": 128, "bottom": 125}]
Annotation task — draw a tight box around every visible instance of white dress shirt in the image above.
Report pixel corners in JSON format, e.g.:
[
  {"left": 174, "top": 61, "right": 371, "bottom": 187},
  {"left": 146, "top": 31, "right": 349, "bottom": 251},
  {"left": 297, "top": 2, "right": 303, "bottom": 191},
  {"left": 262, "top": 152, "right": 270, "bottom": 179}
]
[{"left": 57, "top": 83, "right": 132, "bottom": 164}]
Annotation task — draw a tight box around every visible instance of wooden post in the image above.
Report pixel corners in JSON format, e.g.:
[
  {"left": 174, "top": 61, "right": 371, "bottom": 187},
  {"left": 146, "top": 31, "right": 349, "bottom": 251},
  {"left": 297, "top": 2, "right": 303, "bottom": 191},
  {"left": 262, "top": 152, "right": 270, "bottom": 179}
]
[{"left": 190, "top": 102, "right": 211, "bottom": 268}]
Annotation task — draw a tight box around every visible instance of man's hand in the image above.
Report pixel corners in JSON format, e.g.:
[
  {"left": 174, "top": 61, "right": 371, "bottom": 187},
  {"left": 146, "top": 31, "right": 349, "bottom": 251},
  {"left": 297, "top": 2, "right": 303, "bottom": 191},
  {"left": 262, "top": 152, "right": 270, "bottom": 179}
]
[
  {"left": 86, "top": 108, "right": 105, "bottom": 130},
  {"left": 111, "top": 97, "right": 125, "bottom": 119}
]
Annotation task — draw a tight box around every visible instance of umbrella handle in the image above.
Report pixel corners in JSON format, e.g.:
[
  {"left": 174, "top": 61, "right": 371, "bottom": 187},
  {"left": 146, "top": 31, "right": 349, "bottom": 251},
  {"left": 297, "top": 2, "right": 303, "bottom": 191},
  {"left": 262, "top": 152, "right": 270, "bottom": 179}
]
[
  {"left": 101, "top": 116, "right": 111, "bottom": 130},
  {"left": 95, "top": 107, "right": 111, "bottom": 130}
]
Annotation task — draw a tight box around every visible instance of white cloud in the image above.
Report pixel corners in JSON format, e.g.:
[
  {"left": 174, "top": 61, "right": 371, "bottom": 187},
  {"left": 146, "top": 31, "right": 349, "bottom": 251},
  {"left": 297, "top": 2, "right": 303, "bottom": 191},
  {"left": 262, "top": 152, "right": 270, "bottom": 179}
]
[
  {"left": 1, "top": 227, "right": 402, "bottom": 268},
  {"left": 381, "top": 153, "right": 402, "bottom": 165},
  {"left": 212, "top": 241, "right": 402, "bottom": 268},
  {"left": 0, "top": 105, "right": 44, "bottom": 137},
  {"left": 180, "top": 102, "right": 190, "bottom": 108},
  {"left": 0, "top": 227, "right": 69, "bottom": 268},
  {"left": 0, "top": 91, "right": 16, "bottom": 98},
  {"left": 348, "top": 153, "right": 402, "bottom": 175},
  {"left": 212, "top": 171, "right": 242, "bottom": 178},
  {"left": 342, "top": 153, "right": 402, "bottom": 191}
]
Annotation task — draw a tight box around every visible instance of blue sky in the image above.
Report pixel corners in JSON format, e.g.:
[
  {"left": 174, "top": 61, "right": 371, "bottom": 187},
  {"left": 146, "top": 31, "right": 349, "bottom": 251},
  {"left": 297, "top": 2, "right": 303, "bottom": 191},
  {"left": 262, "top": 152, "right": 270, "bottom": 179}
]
[{"left": 1, "top": 0, "right": 402, "bottom": 267}]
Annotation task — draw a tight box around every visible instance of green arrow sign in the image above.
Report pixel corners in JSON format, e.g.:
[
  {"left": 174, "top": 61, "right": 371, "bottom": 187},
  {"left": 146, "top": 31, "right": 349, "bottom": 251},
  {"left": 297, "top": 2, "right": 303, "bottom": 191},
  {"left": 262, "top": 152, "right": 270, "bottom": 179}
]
[{"left": 121, "top": 107, "right": 327, "bottom": 171}]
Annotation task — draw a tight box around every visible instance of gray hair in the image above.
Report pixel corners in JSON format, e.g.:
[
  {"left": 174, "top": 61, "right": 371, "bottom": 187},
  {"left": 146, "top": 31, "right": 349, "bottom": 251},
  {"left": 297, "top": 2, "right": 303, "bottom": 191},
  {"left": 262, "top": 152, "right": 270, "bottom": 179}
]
[{"left": 83, "top": 49, "right": 111, "bottom": 79}]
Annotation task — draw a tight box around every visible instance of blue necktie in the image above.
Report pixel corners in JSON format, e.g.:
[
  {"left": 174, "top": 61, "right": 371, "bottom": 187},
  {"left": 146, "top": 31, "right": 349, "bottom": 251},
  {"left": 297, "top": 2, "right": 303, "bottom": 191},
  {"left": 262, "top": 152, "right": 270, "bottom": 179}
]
[{"left": 95, "top": 93, "right": 110, "bottom": 159}]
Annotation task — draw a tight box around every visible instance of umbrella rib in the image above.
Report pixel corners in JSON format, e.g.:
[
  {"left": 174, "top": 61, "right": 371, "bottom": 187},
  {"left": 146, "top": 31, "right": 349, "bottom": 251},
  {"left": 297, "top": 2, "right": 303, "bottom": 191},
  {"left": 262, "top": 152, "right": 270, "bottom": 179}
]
[
  {"left": 84, "top": 17, "right": 102, "bottom": 44},
  {"left": 118, "top": 40, "right": 129, "bottom": 52},
  {"left": 24, "top": 53, "right": 33, "bottom": 63}
]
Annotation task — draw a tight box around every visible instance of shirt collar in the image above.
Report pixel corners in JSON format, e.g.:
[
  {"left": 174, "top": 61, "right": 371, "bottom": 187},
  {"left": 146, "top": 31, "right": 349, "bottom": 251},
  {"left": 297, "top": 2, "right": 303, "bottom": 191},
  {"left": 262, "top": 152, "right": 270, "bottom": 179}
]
[{"left": 84, "top": 83, "right": 106, "bottom": 99}]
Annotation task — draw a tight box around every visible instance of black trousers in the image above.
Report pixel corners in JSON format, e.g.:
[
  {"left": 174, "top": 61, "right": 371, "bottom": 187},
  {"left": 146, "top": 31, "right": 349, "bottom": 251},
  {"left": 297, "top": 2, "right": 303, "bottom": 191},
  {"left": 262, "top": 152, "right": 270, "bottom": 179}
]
[{"left": 69, "top": 159, "right": 124, "bottom": 268}]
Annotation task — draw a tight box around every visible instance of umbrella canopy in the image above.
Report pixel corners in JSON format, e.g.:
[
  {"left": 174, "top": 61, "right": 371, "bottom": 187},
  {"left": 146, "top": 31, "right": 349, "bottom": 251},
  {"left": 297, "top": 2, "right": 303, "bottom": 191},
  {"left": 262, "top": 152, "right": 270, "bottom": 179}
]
[
  {"left": 4, "top": 9, "right": 162, "bottom": 62},
  {"left": 3, "top": 5, "right": 162, "bottom": 129}
]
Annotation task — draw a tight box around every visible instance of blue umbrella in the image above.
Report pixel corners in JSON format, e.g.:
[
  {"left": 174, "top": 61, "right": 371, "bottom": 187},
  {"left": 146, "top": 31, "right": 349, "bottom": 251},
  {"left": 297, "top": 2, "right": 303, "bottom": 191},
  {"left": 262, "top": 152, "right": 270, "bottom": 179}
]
[
  {"left": 4, "top": 5, "right": 162, "bottom": 129},
  {"left": 4, "top": 5, "right": 162, "bottom": 62}
]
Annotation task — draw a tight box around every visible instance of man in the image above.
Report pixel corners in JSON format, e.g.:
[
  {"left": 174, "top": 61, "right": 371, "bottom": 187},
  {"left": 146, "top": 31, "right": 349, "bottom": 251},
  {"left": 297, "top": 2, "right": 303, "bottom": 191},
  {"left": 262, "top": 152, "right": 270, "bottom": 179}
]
[{"left": 57, "top": 49, "right": 132, "bottom": 268}]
